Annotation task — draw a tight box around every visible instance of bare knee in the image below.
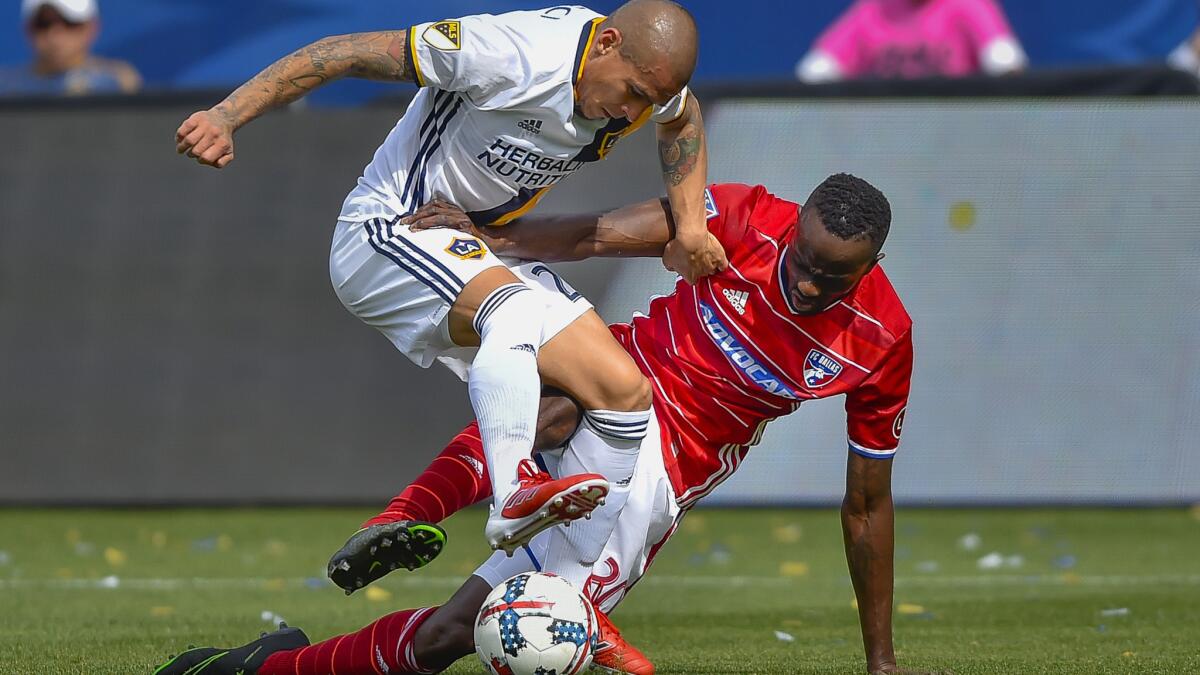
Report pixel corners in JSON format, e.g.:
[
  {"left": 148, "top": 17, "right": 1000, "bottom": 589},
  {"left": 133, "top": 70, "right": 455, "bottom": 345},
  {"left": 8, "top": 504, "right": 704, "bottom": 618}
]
[
  {"left": 414, "top": 609, "right": 474, "bottom": 668},
  {"left": 534, "top": 389, "right": 583, "bottom": 450}
]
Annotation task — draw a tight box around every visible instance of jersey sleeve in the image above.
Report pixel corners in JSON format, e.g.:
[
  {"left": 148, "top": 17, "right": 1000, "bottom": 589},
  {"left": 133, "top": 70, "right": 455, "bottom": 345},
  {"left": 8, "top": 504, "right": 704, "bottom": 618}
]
[
  {"left": 651, "top": 86, "right": 690, "bottom": 124},
  {"left": 845, "top": 328, "right": 912, "bottom": 459},
  {"left": 408, "top": 14, "right": 529, "bottom": 105}
]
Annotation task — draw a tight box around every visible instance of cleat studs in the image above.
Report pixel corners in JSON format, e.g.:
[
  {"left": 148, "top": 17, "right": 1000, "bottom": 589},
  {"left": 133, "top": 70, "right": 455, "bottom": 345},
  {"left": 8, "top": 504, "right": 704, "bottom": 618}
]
[
  {"left": 597, "top": 497, "right": 606, "bottom": 506},
  {"left": 381, "top": 538, "right": 392, "bottom": 547},
  {"left": 553, "top": 497, "right": 564, "bottom": 507},
  {"left": 584, "top": 512, "right": 592, "bottom": 520},
  {"left": 370, "top": 546, "right": 378, "bottom": 555},
  {"left": 355, "top": 579, "right": 364, "bottom": 588}
]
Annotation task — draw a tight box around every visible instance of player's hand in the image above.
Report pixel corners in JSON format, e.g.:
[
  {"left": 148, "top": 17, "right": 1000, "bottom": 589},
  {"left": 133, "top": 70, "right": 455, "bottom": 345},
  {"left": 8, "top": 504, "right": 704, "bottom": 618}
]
[
  {"left": 403, "top": 199, "right": 479, "bottom": 235},
  {"left": 176, "top": 109, "right": 236, "bottom": 169},
  {"left": 661, "top": 229, "right": 727, "bottom": 283}
]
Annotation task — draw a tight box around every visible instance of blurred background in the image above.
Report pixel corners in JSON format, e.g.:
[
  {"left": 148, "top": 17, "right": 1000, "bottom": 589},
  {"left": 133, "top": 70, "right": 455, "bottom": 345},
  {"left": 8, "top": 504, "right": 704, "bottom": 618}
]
[{"left": 2, "top": 0, "right": 1199, "bottom": 507}]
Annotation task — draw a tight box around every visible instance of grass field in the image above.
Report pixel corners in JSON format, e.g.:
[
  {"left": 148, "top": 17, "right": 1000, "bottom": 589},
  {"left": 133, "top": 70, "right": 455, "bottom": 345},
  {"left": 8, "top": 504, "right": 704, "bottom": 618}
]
[{"left": 1, "top": 507, "right": 1198, "bottom": 674}]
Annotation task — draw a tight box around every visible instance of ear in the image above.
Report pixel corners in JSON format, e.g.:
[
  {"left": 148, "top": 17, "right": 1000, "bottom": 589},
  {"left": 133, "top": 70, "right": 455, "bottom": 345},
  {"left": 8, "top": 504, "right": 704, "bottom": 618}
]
[
  {"left": 596, "top": 27, "right": 623, "bottom": 55},
  {"left": 862, "top": 252, "right": 884, "bottom": 274}
]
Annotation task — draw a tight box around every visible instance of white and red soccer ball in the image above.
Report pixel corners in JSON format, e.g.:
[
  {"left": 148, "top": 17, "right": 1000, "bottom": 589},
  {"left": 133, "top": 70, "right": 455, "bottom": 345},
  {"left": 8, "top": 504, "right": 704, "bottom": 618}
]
[{"left": 474, "top": 572, "right": 597, "bottom": 675}]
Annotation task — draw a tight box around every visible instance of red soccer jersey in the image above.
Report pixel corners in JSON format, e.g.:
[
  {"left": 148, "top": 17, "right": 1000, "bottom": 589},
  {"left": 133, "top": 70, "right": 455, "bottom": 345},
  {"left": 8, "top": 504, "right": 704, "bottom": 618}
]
[{"left": 609, "top": 183, "right": 913, "bottom": 507}]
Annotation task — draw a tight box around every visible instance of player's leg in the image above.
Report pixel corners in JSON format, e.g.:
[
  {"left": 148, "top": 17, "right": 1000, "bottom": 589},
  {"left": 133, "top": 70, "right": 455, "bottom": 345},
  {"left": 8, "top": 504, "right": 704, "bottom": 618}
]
[
  {"left": 509, "top": 264, "right": 654, "bottom": 567},
  {"left": 332, "top": 218, "right": 606, "bottom": 560}
]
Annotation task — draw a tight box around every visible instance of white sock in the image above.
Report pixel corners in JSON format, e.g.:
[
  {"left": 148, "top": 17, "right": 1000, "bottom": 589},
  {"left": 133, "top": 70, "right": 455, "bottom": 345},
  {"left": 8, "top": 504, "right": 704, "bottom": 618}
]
[
  {"left": 468, "top": 283, "right": 546, "bottom": 506},
  {"left": 544, "top": 408, "right": 651, "bottom": 567}
]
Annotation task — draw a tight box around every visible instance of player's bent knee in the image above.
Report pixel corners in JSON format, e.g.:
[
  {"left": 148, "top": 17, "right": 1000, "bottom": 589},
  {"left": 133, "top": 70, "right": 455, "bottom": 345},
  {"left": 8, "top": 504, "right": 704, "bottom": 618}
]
[
  {"left": 534, "top": 391, "right": 583, "bottom": 451},
  {"left": 415, "top": 608, "right": 476, "bottom": 665}
]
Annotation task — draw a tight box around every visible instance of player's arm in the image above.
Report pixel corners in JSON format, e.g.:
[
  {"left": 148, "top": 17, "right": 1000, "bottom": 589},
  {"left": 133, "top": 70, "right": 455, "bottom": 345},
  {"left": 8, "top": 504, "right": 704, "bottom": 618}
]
[
  {"left": 842, "top": 452, "right": 899, "bottom": 675},
  {"left": 175, "top": 31, "right": 416, "bottom": 168},
  {"left": 404, "top": 197, "right": 676, "bottom": 263},
  {"left": 656, "top": 92, "right": 728, "bottom": 282}
]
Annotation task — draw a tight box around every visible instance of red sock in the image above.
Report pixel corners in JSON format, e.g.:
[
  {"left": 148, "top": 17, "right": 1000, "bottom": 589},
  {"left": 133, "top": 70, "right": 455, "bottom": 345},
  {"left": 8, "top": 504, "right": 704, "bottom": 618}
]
[
  {"left": 363, "top": 423, "right": 492, "bottom": 527},
  {"left": 259, "top": 607, "right": 438, "bottom": 675}
]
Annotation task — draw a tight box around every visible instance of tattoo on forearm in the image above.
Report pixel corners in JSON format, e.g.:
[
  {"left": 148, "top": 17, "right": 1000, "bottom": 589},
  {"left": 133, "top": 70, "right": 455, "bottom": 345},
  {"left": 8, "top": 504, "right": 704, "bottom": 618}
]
[
  {"left": 218, "top": 31, "right": 413, "bottom": 127},
  {"left": 658, "top": 127, "right": 702, "bottom": 187}
]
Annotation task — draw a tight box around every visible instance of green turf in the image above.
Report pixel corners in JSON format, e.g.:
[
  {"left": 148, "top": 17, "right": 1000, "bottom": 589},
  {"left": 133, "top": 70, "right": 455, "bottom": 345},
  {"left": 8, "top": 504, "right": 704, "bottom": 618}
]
[{"left": 1, "top": 507, "right": 1198, "bottom": 674}]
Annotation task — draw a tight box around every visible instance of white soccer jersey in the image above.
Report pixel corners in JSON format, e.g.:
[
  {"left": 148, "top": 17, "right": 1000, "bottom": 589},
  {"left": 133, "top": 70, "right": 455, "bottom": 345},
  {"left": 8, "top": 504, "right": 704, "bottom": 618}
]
[{"left": 338, "top": 5, "right": 689, "bottom": 226}]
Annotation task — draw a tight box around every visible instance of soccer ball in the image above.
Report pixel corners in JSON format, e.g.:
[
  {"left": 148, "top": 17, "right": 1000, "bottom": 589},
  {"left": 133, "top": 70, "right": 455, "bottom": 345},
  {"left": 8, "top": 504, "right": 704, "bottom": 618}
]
[{"left": 474, "top": 572, "right": 596, "bottom": 675}]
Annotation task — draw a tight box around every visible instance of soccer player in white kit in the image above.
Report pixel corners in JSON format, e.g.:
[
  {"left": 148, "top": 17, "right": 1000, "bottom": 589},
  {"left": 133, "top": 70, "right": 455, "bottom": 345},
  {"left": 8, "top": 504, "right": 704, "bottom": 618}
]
[{"left": 174, "top": 0, "right": 728, "bottom": 572}]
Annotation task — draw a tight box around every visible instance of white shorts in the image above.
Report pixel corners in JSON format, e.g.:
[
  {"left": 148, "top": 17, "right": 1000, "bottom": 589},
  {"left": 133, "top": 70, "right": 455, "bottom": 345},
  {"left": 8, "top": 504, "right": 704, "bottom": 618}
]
[
  {"left": 474, "top": 410, "right": 682, "bottom": 614},
  {"left": 330, "top": 217, "right": 593, "bottom": 381}
]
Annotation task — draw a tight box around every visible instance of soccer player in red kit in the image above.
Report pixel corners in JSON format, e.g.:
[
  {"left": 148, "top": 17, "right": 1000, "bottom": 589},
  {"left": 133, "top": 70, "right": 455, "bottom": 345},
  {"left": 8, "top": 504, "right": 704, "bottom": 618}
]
[{"left": 157, "top": 174, "right": 925, "bottom": 675}]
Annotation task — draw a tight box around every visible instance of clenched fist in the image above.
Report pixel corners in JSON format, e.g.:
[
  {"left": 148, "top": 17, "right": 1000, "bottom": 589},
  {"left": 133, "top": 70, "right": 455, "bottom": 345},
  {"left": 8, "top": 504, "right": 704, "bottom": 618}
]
[{"left": 176, "top": 109, "right": 236, "bottom": 169}]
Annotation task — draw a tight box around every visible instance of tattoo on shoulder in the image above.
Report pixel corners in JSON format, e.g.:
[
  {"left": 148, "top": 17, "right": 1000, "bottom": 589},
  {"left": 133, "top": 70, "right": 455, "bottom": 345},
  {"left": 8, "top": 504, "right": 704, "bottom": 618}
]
[{"left": 659, "top": 129, "right": 702, "bottom": 187}]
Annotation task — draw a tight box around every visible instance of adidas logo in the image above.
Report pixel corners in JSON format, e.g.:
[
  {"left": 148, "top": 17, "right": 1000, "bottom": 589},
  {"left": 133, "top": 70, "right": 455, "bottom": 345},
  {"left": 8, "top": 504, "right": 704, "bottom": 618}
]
[
  {"left": 517, "top": 119, "right": 542, "bottom": 135},
  {"left": 511, "top": 343, "right": 536, "bottom": 355},
  {"left": 461, "top": 454, "right": 485, "bottom": 479},
  {"left": 723, "top": 288, "right": 749, "bottom": 315}
]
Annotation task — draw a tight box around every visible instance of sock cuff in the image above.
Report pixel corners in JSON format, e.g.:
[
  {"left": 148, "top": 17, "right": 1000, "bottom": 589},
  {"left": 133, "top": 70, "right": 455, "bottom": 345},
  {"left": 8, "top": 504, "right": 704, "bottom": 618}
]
[
  {"left": 582, "top": 408, "right": 651, "bottom": 442},
  {"left": 473, "top": 283, "right": 530, "bottom": 336},
  {"left": 398, "top": 606, "right": 439, "bottom": 674}
]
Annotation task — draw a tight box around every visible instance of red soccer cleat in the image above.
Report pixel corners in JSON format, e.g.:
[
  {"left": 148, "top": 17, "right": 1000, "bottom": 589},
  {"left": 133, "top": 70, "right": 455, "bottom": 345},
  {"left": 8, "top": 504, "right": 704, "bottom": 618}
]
[
  {"left": 484, "top": 459, "right": 608, "bottom": 555},
  {"left": 591, "top": 609, "right": 655, "bottom": 675}
]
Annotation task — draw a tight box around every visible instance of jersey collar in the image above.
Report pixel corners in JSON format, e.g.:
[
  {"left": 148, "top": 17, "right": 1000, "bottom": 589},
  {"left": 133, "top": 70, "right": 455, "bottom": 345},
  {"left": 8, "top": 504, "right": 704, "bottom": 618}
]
[{"left": 573, "top": 17, "right": 604, "bottom": 88}]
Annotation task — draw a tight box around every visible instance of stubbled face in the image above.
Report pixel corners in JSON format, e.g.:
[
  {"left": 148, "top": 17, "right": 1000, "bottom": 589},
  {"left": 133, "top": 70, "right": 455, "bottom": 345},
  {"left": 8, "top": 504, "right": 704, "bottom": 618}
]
[
  {"left": 575, "top": 29, "right": 683, "bottom": 121},
  {"left": 27, "top": 6, "right": 96, "bottom": 72},
  {"left": 781, "top": 206, "right": 880, "bottom": 315}
]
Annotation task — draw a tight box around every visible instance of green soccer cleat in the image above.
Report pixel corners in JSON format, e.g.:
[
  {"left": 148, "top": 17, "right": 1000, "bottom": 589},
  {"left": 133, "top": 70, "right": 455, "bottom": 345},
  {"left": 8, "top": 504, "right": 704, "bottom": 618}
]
[
  {"left": 153, "top": 624, "right": 309, "bottom": 675},
  {"left": 327, "top": 520, "right": 447, "bottom": 594}
]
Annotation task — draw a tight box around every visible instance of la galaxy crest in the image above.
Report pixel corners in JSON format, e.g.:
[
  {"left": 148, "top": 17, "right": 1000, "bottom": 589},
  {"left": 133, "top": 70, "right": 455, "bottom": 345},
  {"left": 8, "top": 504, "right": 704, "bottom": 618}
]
[
  {"left": 423, "top": 20, "right": 461, "bottom": 51},
  {"left": 446, "top": 237, "right": 486, "bottom": 260},
  {"left": 802, "top": 349, "right": 843, "bottom": 388}
]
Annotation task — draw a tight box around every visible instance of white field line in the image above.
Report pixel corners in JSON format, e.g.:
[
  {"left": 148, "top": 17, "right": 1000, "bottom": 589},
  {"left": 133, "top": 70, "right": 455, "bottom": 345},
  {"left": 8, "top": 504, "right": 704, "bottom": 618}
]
[{"left": 1, "top": 574, "right": 1198, "bottom": 591}]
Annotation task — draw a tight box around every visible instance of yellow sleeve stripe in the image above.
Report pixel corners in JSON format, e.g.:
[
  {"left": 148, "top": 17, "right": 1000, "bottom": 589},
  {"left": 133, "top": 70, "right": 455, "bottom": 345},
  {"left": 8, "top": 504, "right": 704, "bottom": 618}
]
[
  {"left": 492, "top": 187, "right": 552, "bottom": 226},
  {"left": 408, "top": 25, "right": 426, "bottom": 87}
]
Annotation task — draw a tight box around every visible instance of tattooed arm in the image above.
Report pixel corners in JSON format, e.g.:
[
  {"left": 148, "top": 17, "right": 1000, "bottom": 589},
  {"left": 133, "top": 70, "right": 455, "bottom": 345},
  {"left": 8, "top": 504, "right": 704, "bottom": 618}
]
[
  {"left": 842, "top": 452, "right": 901, "bottom": 674},
  {"left": 175, "top": 31, "right": 416, "bottom": 168},
  {"left": 656, "top": 92, "right": 728, "bottom": 282}
]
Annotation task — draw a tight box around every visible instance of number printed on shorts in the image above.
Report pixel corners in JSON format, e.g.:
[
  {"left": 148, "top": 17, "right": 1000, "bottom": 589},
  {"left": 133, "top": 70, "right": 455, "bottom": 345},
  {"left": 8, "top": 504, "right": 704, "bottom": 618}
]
[{"left": 530, "top": 264, "right": 582, "bottom": 301}]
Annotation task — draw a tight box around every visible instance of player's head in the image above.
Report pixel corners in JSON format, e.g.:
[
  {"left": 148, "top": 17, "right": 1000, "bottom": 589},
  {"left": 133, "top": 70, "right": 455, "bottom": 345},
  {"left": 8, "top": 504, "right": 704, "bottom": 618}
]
[
  {"left": 783, "top": 173, "right": 892, "bottom": 315},
  {"left": 576, "top": 0, "right": 698, "bottom": 122},
  {"left": 23, "top": 0, "right": 99, "bottom": 73}
]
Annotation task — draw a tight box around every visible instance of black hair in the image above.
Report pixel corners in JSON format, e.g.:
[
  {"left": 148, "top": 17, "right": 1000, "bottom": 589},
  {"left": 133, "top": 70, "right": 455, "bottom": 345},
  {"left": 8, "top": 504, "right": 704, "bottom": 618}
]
[{"left": 808, "top": 173, "right": 891, "bottom": 249}]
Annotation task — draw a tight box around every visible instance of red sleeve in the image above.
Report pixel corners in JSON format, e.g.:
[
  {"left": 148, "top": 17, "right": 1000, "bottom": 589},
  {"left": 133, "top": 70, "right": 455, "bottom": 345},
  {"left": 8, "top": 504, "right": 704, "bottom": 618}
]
[
  {"left": 845, "top": 328, "right": 912, "bottom": 459},
  {"left": 704, "top": 183, "right": 762, "bottom": 250}
]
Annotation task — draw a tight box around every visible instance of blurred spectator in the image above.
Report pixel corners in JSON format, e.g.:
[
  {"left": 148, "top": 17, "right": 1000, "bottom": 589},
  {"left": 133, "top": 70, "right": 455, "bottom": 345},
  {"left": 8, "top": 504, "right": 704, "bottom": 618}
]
[
  {"left": 797, "top": 0, "right": 1027, "bottom": 83},
  {"left": 1167, "top": 25, "right": 1200, "bottom": 79},
  {"left": 0, "top": 0, "right": 140, "bottom": 96}
]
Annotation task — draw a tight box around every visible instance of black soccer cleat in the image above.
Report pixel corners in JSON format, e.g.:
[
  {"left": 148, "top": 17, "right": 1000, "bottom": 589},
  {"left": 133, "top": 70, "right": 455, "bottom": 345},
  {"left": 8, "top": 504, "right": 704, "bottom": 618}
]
[
  {"left": 327, "top": 520, "right": 447, "bottom": 594},
  {"left": 153, "top": 624, "right": 309, "bottom": 674}
]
